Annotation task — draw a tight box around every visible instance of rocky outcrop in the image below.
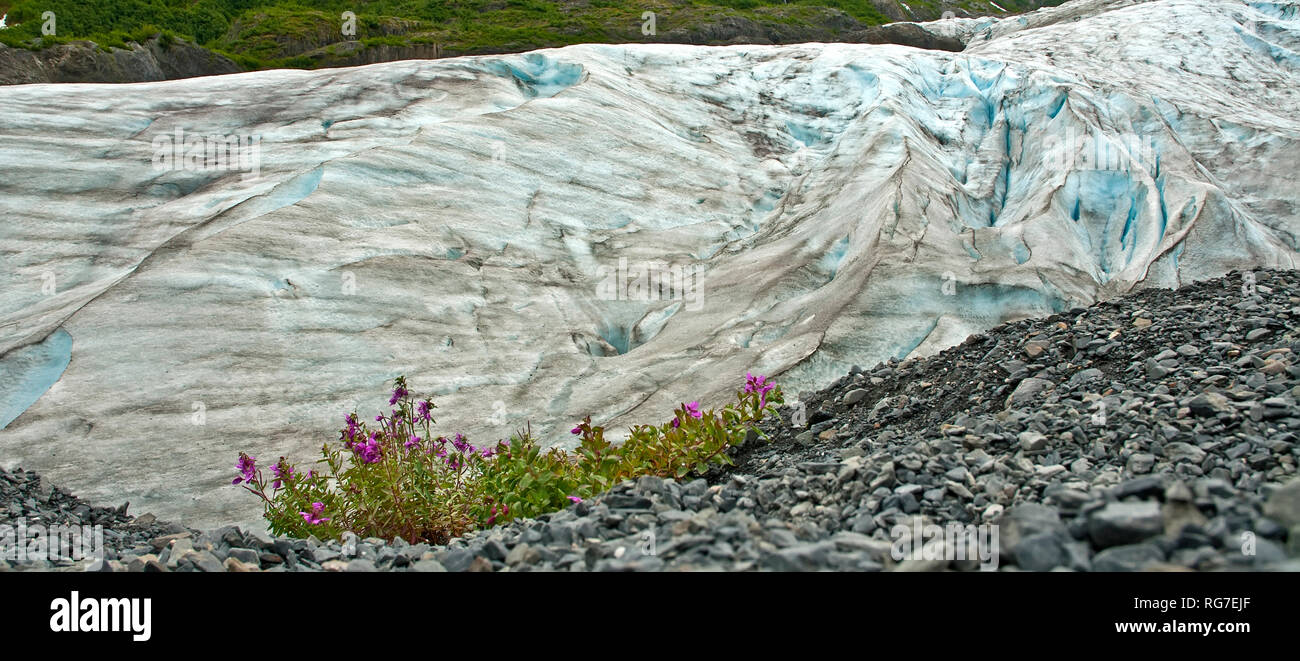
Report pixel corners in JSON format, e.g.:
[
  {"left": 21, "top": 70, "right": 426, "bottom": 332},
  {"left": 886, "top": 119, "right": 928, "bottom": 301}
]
[
  {"left": 655, "top": 11, "right": 866, "bottom": 46},
  {"left": 846, "top": 22, "right": 966, "bottom": 51},
  {"left": 297, "top": 41, "right": 443, "bottom": 67},
  {"left": 0, "top": 35, "right": 240, "bottom": 85}
]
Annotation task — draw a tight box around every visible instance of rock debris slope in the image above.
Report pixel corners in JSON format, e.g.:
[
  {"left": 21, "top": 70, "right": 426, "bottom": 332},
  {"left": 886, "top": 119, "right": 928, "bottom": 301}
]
[{"left": 0, "top": 0, "right": 1297, "bottom": 529}]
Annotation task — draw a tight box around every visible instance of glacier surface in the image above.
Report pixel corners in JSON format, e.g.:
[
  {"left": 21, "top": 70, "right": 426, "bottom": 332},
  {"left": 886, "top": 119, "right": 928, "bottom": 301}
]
[{"left": 0, "top": 0, "right": 1297, "bottom": 529}]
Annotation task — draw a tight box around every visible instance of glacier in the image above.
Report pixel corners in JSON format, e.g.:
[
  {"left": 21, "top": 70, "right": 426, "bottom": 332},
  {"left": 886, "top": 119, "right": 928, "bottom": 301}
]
[{"left": 0, "top": 0, "right": 1297, "bottom": 530}]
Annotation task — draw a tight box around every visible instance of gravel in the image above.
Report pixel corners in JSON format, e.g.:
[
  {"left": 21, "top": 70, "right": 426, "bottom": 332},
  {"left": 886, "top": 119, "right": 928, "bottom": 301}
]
[{"left": 3, "top": 269, "right": 1297, "bottom": 572}]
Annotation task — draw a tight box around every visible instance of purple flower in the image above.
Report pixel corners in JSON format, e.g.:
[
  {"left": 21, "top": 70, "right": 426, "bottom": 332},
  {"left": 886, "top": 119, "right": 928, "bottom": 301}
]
[
  {"left": 670, "top": 401, "right": 702, "bottom": 429},
  {"left": 375, "top": 414, "right": 384, "bottom": 422},
  {"left": 744, "top": 372, "right": 775, "bottom": 408},
  {"left": 232, "top": 453, "right": 256, "bottom": 485},
  {"left": 389, "top": 386, "right": 408, "bottom": 405},
  {"left": 571, "top": 425, "right": 582, "bottom": 435},
  {"left": 405, "top": 434, "right": 422, "bottom": 452},
  {"left": 451, "top": 433, "right": 470, "bottom": 453},
  {"left": 568, "top": 495, "right": 582, "bottom": 504},
  {"left": 354, "top": 432, "right": 383, "bottom": 464},
  {"left": 342, "top": 414, "right": 360, "bottom": 440},
  {"left": 416, "top": 400, "right": 433, "bottom": 423},
  {"left": 271, "top": 461, "right": 293, "bottom": 489},
  {"left": 300, "top": 502, "right": 331, "bottom": 525}
]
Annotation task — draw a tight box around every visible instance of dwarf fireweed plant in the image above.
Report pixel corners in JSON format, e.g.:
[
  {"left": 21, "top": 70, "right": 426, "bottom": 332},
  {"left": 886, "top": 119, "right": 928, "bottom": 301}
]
[{"left": 235, "top": 374, "right": 782, "bottom": 544}]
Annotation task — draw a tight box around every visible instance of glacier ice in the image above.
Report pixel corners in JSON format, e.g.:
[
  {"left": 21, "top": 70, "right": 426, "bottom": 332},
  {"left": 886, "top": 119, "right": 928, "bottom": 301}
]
[
  {"left": 0, "top": 0, "right": 1297, "bottom": 529},
  {"left": 0, "top": 328, "right": 72, "bottom": 430}
]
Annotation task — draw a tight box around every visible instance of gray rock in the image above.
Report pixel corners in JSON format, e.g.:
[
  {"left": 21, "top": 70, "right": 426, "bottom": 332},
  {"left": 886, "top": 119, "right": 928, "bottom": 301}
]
[
  {"left": 244, "top": 529, "right": 276, "bottom": 551},
  {"left": 411, "top": 558, "right": 447, "bottom": 572},
  {"left": 604, "top": 494, "right": 653, "bottom": 510},
  {"left": 439, "top": 549, "right": 474, "bottom": 572},
  {"left": 998, "top": 504, "right": 1068, "bottom": 544},
  {"left": 844, "top": 389, "right": 869, "bottom": 405},
  {"left": 1263, "top": 479, "right": 1300, "bottom": 528},
  {"left": 762, "top": 542, "right": 835, "bottom": 571},
  {"left": 1091, "top": 543, "right": 1166, "bottom": 571},
  {"left": 190, "top": 551, "right": 226, "bottom": 573},
  {"left": 480, "top": 539, "right": 509, "bottom": 562},
  {"left": 544, "top": 522, "right": 575, "bottom": 546},
  {"left": 764, "top": 527, "right": 799, "bottom": 548},
  {"left": 1188, "top": 392, "right": 1231, "bottom": 417},
  {"left": 1114, "top": 476, "right": 1166, "bottom": 500},
  {"left": 1126, "top": 453, "right": 1156, "bottom": 474},
  {"left": 1018, "top": 431, "right": 1048, "bottom": 453},
  {"left": 1068, "top": 368, "right": 1105, "bottom": 386},
  {"left": 1063, "top": 541, "right": 1092, "bottom": 572},
  {"left": 346, "top": 559, "right": 378, "bottom": 573},
  {"left": 227, "top": 548, "right": 260, "bottom": 566},
  {"left": 1164, "top": 443, "right": 1206, "bottom": 464},
  {"left": 1014, "top": 533, "right": 1066, "bottom": 571},
  {"left": 506, "top": 544, "right": 542, "bottom": 566},
  {"left": 849, "top": 514, "right": 877, "bottom": 535},
  {"left": 1007, "top": 378, "right": 1054, "bottom": 407},
  {"left": 1089, "top": 501, "right": 1163, "bottom": 548}
]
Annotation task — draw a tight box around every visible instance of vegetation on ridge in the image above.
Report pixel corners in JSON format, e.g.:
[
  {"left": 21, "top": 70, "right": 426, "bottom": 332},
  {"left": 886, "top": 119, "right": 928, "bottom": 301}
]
[{"left": 0, "top": 0, "right": 1066, "bottom": 71}]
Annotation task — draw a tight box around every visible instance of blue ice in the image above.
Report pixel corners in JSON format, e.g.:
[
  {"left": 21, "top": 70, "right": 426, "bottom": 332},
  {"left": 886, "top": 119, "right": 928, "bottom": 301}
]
[
  {"left": 488, "top": 53, "right": 584, "bottom": 99},
  {"left": 786, "top": 121, "right": 824, "bottom": 147},
  {"left": 816, "top": 236, "right": 851, "bottom": 280},
  {"left": 0, "top": 328, "right": 72, "bottom": 430}
]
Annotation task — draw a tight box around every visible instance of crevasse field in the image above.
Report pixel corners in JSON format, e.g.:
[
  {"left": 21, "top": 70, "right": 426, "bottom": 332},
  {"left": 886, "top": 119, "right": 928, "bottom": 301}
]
[{"left": 0, "top": 0, "right": 1297, "bottom": 529}]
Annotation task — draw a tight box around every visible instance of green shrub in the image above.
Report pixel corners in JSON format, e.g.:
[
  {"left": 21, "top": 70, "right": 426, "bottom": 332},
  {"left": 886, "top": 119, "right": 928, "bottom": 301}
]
[{"left": 234, "top": 373, "right": 782, "bottom": 544}]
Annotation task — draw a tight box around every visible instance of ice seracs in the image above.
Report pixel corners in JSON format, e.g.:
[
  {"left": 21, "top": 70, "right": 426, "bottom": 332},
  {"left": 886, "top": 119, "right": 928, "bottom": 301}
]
[{"left": 0, "top": 0, "right": 1296, "bottom": 529}]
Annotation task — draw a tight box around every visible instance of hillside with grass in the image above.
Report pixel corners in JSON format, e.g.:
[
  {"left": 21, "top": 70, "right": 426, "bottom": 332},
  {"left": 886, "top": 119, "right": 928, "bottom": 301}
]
[{"left": 0, "top": 0, "right": 1066, "bottom": 79}]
